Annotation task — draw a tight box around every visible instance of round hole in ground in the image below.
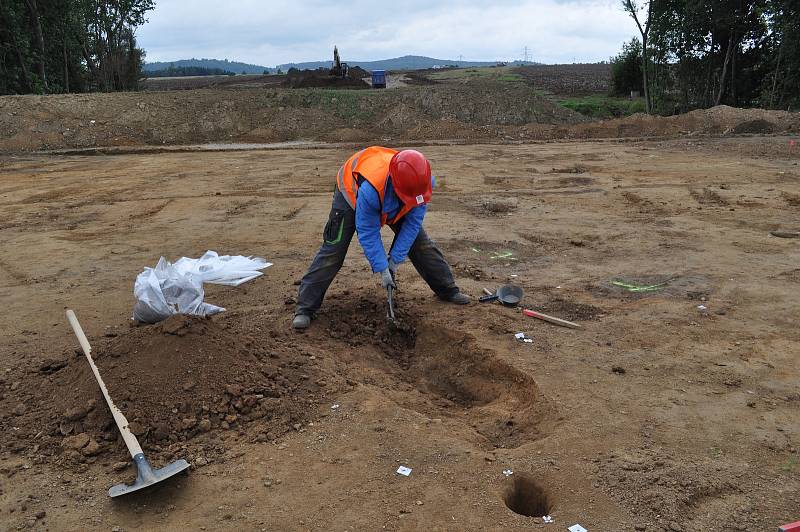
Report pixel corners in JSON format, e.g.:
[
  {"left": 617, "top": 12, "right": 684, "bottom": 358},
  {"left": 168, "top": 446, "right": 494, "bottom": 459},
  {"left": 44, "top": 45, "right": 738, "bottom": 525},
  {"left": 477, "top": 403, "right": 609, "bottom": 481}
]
[{"left": 503, "top": 474, "right": 552, "bottom": 517}]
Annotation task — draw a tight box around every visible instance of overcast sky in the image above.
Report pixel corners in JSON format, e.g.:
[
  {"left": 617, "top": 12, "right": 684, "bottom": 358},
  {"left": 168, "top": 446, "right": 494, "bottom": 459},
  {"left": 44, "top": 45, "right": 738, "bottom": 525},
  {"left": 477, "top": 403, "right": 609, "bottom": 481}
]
[{"left": 137, "top": 0, "right": 637, "bottom": 66}]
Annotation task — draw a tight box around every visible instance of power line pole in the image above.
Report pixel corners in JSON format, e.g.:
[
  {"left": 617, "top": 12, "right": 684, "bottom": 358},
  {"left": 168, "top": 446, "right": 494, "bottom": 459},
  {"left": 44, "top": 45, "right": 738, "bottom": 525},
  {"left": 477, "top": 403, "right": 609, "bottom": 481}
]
[{"left": 522, "top": 46, "right": 530, "bottom": 63}]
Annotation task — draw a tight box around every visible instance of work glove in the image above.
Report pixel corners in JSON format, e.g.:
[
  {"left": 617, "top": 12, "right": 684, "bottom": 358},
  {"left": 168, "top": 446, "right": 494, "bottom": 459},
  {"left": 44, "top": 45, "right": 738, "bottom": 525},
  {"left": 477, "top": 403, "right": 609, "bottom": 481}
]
[
  {"left": 387, "top": 258, "right": 399, "bottom": 280},
  {"left": 380, "top": 268, "right": 396, "bottom": 290}
]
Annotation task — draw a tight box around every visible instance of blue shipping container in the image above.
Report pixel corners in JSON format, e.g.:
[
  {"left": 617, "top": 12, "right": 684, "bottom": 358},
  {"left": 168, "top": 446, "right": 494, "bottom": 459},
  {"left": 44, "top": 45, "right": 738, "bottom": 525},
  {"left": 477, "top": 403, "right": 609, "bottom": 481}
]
[{"left": 372, "top": 70, "right": 386, "bottom": 88}]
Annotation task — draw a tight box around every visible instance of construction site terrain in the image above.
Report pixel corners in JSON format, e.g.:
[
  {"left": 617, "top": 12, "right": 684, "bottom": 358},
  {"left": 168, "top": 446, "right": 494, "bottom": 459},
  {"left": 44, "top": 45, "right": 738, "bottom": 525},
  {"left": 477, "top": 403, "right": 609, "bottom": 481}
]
[{"left": 0, "top": 67, "right": 799, "bottom": 531}]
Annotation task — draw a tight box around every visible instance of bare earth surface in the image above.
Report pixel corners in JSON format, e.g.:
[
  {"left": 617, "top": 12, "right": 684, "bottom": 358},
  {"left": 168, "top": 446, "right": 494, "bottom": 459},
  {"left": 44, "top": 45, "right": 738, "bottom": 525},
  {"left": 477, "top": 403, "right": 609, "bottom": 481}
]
[{"left": 1, "top": 137, "right": 799, "bottom": 531}]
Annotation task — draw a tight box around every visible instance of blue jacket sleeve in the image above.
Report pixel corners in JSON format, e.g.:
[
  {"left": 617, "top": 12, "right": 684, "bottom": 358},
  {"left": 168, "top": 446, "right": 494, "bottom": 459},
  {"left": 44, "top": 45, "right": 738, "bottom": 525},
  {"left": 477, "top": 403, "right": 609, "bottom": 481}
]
[
  {"left": 389, "top": 204, "right": 426, "bottom": 264},
  {"left": 355, "top": 183, "right": 389, "bottom": 273}
]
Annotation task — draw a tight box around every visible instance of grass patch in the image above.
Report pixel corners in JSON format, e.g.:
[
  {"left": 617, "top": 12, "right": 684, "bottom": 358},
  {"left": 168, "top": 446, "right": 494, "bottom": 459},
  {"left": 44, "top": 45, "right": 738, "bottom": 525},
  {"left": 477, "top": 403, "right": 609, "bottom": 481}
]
[
  {"left": 429, "top": 66, "right": 522, "bottom": 82},
  {"left": 780, "top": 456, "right": 797, "bottom": 472},
  {"left": 274, "top": 89, "right": 380, "bottom": 121},
  {"left": 557, "top": 95, "right": 645, "bottom": 118}
]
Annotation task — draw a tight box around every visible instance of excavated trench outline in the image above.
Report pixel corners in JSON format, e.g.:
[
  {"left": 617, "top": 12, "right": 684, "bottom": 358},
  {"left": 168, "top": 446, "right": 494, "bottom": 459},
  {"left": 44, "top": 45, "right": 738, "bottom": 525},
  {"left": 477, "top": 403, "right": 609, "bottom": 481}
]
[{"left": 326, "top": 301, "right": 555, "bottom": 449}]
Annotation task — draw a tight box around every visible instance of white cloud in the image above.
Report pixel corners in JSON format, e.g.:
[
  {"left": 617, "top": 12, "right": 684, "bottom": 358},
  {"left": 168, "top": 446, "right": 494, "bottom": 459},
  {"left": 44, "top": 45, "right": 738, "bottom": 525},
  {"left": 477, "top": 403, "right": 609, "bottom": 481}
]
[{"left": 138, "top": 0, "right": 636, "bottom": 65}]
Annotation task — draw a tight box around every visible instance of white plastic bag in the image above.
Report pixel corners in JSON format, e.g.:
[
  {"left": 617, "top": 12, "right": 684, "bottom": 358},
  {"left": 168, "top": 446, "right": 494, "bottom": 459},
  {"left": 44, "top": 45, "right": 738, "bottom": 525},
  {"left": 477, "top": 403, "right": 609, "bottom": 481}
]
[
  {"left": 133, "top": 257, "right": 225, "bottom": 324},
  {"left": 132, "top": 251, "right": 271, "bottom": 324},
  {"left": 172, "top": 251, "right": 272, "bottom": 286}
]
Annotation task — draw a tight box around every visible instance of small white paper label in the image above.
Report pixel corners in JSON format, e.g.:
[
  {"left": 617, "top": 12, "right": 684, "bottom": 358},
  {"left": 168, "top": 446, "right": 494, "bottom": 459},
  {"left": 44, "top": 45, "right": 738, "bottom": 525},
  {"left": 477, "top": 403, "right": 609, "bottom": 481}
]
[
  {"left": 568, "top": 525, "right": 587, "bottom": 532},
  {"left": 396, "top": 466, "right": 412, "bottom": 476},
  {"left": 543, "top": 515, "right": 553, "bottom": 523}
]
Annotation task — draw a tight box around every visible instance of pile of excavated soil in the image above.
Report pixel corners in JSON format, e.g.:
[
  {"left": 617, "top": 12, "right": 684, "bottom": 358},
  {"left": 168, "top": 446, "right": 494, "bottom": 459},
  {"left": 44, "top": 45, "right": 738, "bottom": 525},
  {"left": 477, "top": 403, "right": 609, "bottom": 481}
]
[
  {"left": 0, "top": 84, "right": 586, "bottom": 152},
  {"left": 568, "top": 105, "right": 799, "bottom": 139},
  {"left": 2, "top": 81, "right": 796, "bottom": 152},
  {"left": 6, "top": 315, "right": 337, "bottom": 465},
  {"left": 282, "top": 75, "right": 369, "bottom": 89}
]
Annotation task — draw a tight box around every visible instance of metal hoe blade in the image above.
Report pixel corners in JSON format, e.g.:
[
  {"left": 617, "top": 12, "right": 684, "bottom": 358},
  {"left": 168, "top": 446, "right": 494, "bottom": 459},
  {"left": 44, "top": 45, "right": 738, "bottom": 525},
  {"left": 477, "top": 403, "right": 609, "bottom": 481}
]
[
  {"left": 109, "top": 453, "right": 190, "bottom": 498},
  {"left": 386, "top": 286, "right": 396, "bottom": 323},
  {"left": 67, "top": 309, "right": 191, "bottom": 499}
]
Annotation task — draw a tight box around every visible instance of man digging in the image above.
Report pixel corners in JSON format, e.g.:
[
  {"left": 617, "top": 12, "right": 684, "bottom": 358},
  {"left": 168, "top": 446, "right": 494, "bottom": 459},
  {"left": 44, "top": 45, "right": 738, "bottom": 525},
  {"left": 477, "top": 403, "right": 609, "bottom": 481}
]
[{"left": 293, "top": 147, "right": 470, "bottom": 330}]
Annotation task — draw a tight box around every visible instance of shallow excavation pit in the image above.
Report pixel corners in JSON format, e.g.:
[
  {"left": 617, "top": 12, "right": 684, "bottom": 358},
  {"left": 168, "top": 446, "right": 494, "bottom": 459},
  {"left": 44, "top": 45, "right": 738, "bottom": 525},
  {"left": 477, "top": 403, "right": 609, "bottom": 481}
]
[{"left": 503, "top": 474, "right": 552, "bottom": 517}]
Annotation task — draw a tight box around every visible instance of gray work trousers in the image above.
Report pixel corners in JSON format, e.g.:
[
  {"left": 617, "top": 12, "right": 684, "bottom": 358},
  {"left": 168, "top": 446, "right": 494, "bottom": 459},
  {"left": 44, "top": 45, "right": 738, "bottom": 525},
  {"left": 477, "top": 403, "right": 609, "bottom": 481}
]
[{"left": 295, "top": 189, "right": 458, "bottom": 317}]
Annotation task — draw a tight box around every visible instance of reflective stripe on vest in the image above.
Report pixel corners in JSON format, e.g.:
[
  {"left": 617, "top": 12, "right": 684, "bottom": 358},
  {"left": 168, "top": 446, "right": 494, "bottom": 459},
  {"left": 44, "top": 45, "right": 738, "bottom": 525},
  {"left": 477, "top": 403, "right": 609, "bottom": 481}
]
[{"left": 336, "top": 165, "right": 349, "bottom": 207}]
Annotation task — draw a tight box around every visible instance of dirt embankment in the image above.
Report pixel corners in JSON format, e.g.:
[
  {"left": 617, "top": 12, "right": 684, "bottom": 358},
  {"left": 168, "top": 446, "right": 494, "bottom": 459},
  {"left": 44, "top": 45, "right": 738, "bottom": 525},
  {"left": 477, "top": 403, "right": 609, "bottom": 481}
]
[
  {"left": 9, "top": 314, "right": 337, "bottom": 467},
  {"left": 566, "top": 105, "right": 800, "bottom": 139},
  {"left": 0, "top": 84, "right": 584, "bottom": 152},
  {"left": 0, "top": 81, "right": 798, "bottom": 153}
]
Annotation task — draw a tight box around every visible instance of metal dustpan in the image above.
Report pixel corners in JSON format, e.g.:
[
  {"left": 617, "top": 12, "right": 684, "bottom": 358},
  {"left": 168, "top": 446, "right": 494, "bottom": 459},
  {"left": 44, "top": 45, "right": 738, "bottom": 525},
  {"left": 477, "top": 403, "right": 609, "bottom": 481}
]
[
  {"left": 479, "top": 284, "right": 524, "bottom": 307},
  {"left": 67, "top": 310, "right": 190, "bottom": 497}
]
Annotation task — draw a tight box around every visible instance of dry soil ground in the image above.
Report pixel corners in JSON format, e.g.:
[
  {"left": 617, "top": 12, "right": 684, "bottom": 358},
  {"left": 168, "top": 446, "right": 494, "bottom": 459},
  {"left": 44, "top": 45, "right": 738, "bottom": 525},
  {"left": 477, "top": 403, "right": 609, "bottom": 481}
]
[{"left": 0, "top": 137, "right": 799, "bottom": 531}]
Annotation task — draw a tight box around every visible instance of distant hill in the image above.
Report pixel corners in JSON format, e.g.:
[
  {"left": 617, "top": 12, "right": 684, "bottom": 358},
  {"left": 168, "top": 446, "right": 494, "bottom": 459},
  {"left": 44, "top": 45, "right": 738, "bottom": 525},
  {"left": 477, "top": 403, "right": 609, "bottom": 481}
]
[
  {"left": 146, "top": 66, "right": 237, "bottom": 78},
  {"left": 144, "top": 55, "right": 539, "bottom": 75},
  {"left": 277, "top": 55, "right": 537, "bottom": 72},
  {"left": 143, "top": 58, "right": 270, "bottom": 75}
]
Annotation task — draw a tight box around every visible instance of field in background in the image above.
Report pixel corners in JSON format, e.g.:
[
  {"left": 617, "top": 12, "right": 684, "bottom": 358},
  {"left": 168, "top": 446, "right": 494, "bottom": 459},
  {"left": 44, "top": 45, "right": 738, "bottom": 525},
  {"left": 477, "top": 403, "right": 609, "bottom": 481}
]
[
  {"left": 427, "top": 65, "right": 524, "bottom": 83},
  {"left": 141, "top": 63, "right": 640, "bottom": 120}
]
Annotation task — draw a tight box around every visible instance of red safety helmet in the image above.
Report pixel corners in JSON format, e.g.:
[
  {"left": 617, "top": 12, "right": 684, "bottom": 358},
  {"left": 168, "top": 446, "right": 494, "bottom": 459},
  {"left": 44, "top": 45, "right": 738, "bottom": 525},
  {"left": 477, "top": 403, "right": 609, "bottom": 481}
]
[{"left": 389, "top": 150, "right": 433, "bottom": 207}]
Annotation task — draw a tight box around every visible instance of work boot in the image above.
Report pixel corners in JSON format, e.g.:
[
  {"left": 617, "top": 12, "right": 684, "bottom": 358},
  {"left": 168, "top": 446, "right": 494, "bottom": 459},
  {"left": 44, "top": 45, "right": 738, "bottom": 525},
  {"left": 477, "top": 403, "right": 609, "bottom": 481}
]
[
  {"left": 440, "top": 292, "right": 470, "bottom": 305},
  {"left": 292, "top": 314, "right": 311, "bottom": 330}
]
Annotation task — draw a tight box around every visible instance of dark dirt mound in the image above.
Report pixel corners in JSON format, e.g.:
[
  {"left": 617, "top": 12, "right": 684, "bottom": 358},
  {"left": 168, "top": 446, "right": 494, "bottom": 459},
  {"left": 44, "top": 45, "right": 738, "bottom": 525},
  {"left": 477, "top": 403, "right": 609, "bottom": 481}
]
[
  {"left": 284, "top": 76, "right": 369, "bottom": 89},
  {"left": 347, "top": 66, "right": 369, "bottom": 79},
  {"left": 282, "top": 68, "right": 369, "bottom": 89},
  {"left": 9, "top": 315, "right": 336, "bottom": 466},
  {"left": 732, "top": 119, "right": 776, "bottom": 134},
  {"left": 323, "top": 295, "right": 417, "bottom": 364}
]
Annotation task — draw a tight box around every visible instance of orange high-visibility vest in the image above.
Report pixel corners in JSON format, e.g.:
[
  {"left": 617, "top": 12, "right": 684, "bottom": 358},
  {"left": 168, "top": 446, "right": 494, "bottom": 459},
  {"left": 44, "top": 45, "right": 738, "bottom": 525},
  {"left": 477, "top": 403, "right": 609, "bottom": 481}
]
[{"left": 336, "top": 146, "right": 415, "bottom": 226}]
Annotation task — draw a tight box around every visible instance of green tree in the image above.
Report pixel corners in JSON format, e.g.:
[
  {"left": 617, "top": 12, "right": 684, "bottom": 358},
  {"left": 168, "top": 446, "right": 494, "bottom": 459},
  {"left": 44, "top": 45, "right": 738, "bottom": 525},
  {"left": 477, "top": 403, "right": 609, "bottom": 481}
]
[
  {"left": 79, "top": 0, "right": 155, "bottom": 91},
  {"left": 763, "top": 0, "right": 800, "bottom": 109},
  {"left": 621, "top": 0, "right": 652, "bottom": 112},
  {"left": 0, "top": 0, "right": 154, "bottom": 95},
  {"left": 616, "top": 0, "right": 797, "bottom": 113},
  {"left": 610, "top": 38, "right": 643, "bottom": 96},
  {"left": 0, "top": 1, "right": 34, "bottom": 93}
]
